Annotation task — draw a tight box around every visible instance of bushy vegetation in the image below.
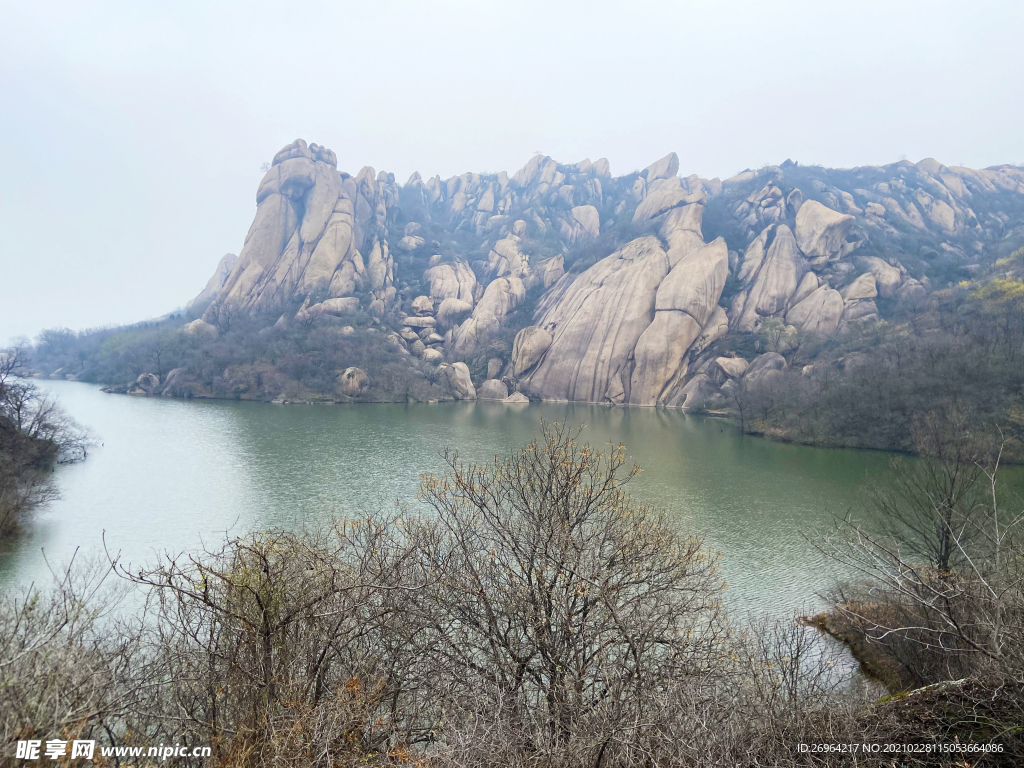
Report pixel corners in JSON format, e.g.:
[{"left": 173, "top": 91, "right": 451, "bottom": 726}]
[
  {"left": 28, "top": 308, "right": 454, "bottom": 404},
  {"left": 807, "top": 404, "right": 1024, "bottom": 757},
  {"left": 731, "top": 257, "right": 1024, "bottom": 456},
  {"left": 2, "top": 424, "right": 1022, "bottom": 766},
  {"left": 0, "top": 346, "right": 87, "bottom": 536}
]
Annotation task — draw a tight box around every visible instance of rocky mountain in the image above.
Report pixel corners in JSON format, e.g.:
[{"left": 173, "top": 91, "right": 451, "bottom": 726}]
[
  {"left": 187, "top": 138, "right": 1024, "bottom": 406},
  {"left": 185, "top": 252, "right": 237, "bottom": 312}
]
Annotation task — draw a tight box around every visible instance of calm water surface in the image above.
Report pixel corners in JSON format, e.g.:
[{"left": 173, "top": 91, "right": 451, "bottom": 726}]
[{"left": 1, "top": 380, "right": 956, "bottom": 617}]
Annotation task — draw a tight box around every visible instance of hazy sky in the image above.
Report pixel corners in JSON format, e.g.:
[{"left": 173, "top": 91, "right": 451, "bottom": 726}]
[{"left": 2, "top": 0, "right": 1022, "bottom": 343}]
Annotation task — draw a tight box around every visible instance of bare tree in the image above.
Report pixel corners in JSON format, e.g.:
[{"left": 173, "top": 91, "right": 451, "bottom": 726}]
[
  {"left": 816, "top": 408, "right": 1024, "bottom": 688},
  {"left": 871, "top": 405, "right": 991, "bottom": 576},
  {"left": 410, "top": 422, "right": 727, "bottom": 766},
  {"left": 728, "top": 377, "right": 752, "bottom": 433},
  {"left": 112, "top": 518, "right": 425, "bottom": 766},
  {"left": 7, "top": 420, "right": 1019, "bottom": 766}
]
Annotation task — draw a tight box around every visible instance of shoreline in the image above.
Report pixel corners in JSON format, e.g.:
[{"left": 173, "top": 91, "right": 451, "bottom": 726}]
[{"left": 80, "top": 379, "right": 936, "bottom": 460}]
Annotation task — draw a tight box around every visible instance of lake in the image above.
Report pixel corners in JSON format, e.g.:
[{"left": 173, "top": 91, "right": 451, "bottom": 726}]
[{"left": 1, "top": 379, "right": 926, "bottom": 622}]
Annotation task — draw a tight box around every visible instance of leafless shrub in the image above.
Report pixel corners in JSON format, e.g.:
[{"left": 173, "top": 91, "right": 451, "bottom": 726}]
[
  {"left": 817, "top": 406, "right": 1024, "bottom": 691},
  {"left": 0, "top": 554, "right": 141, "bottom": 755},
  {"left": 112, "top": 516, "right": 426, "bottom": 766},
  {"left": 409, "top": 422, "right": 728, "bottom": 766}
]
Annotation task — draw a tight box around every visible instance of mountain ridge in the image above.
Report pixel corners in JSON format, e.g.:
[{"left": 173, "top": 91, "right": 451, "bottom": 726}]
[{"left": 179, "top": 139, "right": 1024, "bottom": 408}]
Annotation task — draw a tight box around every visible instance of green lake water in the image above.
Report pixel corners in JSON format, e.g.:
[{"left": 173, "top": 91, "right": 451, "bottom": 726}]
[{"left": 0, "top": 378, "right": 954, "bottom": 622}]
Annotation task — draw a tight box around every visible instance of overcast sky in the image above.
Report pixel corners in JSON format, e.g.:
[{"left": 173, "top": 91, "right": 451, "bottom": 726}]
[{"left": 2, "top": 0, "right": 1022, "bottom": 343}]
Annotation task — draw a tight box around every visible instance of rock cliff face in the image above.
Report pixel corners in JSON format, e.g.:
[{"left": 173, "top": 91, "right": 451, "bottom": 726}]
[
  {"left": 191, "top": 140, "right": 1024, "bottom": 407},
  {"left": 204, "top": 139, "right": 398, "bottom": 323},
  {"left": 186, "top": 253, "right": 237, "bottom": 311},
  {"left": 514, "top": 211, "right": 729, "bottom": 406}
]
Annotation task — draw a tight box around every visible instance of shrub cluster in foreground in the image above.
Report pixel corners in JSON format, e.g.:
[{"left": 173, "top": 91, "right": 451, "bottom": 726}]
[{"left": 2, "top": 423, "right": 1022, "bottom": 766}]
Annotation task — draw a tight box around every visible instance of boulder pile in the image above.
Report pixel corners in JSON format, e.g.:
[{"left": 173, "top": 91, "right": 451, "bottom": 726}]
[{"left": 400, "top": 294, "right": 446, "bottom": 364}]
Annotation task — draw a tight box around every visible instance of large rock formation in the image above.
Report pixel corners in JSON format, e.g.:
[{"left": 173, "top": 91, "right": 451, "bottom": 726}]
[
  {"left": 510, "top": 326, "right": 552, "bottom": 377},
  {"left": 442, "top": 362, "right": 476, "bottom": 400},
  {"left": 478, "top": 379, "right": 509, "bottom": 400},
  {"left": 516, "top": 205, "right": 730, "bottom": 406},
  {"left": 565, "top": 206, "right": 600, "bottom": 242},
  {"left": 518, "top": 236, "right": 670, "bottom": 402},
  {"left": 185, "top": 138, "right": 1024, "bottom": 408},
  {"left": 629, "top": 238, "right": 728, "bottom": 406},
  {"left": 336, "top": 367, "right": 369, "bottom": 396},
  {"left": 449, "top": 277, "right": 525, "bottom": 357},
  {"left": 186, "top": 253, "right": 237, "bottom": 311},
  {"left": 733, "top": 225, "right": 806, "bottom": 332},
  {"left": 794, "top": 200, "right": 857, "bottom": 266},
  {"left": 202, "top": 139, "right": 398, "bottom": 322},
  {"left": 785, "top": 286, "right": 844, "bottom": 336}
]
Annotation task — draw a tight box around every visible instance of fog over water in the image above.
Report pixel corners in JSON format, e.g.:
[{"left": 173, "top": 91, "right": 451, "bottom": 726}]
[{"left": 2, "top": 1, "right": 1022, "bottom": 343}]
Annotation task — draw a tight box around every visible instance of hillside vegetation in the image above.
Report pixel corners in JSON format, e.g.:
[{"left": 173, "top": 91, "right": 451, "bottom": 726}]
[{"left": 719, "top": 248, "right": 1024, "bottom": 455}]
